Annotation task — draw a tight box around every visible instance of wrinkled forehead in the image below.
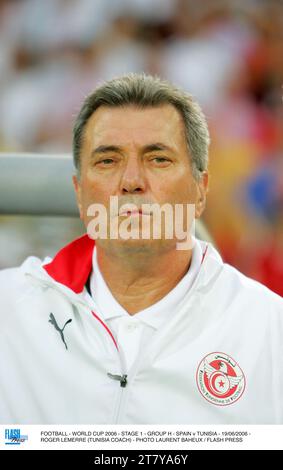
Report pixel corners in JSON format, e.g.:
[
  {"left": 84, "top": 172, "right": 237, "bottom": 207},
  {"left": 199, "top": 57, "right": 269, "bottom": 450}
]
[{"left": 83, "top": 104, "right": 187, "bottom": 151}]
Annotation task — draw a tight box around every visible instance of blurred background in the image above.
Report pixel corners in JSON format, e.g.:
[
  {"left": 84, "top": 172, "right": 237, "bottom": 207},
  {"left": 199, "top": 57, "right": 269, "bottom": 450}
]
[{"left": 0, "top": 0, "right": 282, "bottom": 296}]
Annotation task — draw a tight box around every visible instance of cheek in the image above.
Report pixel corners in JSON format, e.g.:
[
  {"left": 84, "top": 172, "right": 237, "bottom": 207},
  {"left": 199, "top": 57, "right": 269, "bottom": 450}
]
[
  {"left": 80, "top": 183, "right": 107, "bottom": 228},
  {"left": 80, "top": 177, "right": 110, "bottom": 206},
  {"left": 154, "top": 176, "right": 196, "bottom": 204}
]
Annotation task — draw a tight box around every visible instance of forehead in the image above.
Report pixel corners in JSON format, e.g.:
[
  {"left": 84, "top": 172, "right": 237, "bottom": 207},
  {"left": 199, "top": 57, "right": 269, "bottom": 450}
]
[{"left": 83, "top": 104, "right": 186, "bottom": 149}]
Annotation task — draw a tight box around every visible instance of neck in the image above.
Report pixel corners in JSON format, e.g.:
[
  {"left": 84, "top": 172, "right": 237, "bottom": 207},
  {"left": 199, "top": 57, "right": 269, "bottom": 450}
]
[{"left": 95, "top": 244, "right": 193, "bottom": 315}]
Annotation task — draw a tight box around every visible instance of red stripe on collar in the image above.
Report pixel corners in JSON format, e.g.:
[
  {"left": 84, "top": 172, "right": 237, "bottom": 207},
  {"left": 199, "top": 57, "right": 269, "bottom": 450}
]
[
  {"left": 43, "top": 234, "right": 95, "bottom": 293},
  {"left": 201, "top": 244, "right": 208, "bottom": 264}
]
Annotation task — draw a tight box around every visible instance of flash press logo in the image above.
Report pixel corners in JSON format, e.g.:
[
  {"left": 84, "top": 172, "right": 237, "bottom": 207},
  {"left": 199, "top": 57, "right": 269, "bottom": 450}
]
[{"left": 5, "top": 429, "right": 28, "bottom": 445}]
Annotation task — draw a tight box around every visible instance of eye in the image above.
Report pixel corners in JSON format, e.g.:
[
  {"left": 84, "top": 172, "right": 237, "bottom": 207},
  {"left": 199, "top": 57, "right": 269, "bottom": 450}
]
[
  {"left": 96, "top": 158, "right": 115, "bottom": 165},
  {"left": 150, "top": 156, "right": 171, "bottom": 165}
]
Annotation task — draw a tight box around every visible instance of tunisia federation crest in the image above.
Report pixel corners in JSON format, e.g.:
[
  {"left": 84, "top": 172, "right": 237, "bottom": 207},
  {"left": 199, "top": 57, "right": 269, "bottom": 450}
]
[{"left": 196, "top": 352, "right": 246, "bottom": 406}]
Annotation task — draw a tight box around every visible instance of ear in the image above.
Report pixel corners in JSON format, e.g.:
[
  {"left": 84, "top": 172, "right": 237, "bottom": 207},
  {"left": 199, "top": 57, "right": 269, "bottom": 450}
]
[
  {"left": 72, "top": 175, "right": 83, "bottom": 220},
  {"left": 195, "top": 171, "right": 209, "bottom": 219}
]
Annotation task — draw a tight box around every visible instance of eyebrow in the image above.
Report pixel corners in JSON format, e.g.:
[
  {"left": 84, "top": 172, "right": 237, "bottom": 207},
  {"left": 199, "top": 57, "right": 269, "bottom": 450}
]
[
  {"left": 91, "top": 142, "right": 175, "bottom": 158},
  {"left": 91, "top": 145, "right": 122, "bottom": 157}
]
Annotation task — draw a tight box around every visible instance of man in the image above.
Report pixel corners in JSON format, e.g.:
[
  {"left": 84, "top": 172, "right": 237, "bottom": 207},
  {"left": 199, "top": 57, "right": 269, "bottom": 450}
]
[{"left": 0, "top": 73, "right": 282, "bottom": 424}]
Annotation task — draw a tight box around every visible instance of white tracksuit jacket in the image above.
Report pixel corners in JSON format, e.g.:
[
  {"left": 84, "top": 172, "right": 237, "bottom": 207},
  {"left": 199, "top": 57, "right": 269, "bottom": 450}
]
[{"left": 0, "top": 234, "right": 282, "bottom": 424}]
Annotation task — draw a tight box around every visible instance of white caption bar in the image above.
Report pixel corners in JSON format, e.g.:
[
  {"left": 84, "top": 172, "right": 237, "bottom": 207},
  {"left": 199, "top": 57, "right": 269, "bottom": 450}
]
[{"left": 1, "top": 425, "right": 283, "bottom": 450}]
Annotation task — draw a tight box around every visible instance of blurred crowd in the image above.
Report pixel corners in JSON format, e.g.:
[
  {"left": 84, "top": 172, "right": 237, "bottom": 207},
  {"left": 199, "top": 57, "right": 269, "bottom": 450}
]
[{"left": 0, "top": 0, "right": 282, "bottom": 295}]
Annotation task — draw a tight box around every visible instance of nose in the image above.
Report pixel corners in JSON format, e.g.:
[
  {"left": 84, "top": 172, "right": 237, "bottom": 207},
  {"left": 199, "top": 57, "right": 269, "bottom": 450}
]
[{"left": 120, "top": 156, "right": 146, "bottom": 194}]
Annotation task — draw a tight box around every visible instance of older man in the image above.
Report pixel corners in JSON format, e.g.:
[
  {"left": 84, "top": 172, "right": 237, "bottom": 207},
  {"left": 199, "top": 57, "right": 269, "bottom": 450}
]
[{"left": 0, "top": 73, "right": 282, "bottom": 424}]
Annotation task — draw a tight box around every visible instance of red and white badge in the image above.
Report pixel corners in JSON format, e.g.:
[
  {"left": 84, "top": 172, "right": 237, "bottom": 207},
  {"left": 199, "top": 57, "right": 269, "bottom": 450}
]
[{"left": 196, "top": 352, "right": 246, "bottom": 406}]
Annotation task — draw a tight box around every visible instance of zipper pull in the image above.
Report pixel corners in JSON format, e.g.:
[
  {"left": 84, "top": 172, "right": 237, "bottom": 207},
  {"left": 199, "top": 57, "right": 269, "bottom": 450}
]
[{"left": 107, "top": 373, "right": 128, "bottom": 388}]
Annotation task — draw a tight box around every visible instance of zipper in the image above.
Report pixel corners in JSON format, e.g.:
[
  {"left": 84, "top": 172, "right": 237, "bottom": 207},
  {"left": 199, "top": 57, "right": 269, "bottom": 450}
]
[
  {"left": 111, "top": 339, "right": 148, "bottom": 424},
  {"left": 84, "top": 304, "right": 130, "bottom": 423},
  {"left": 107, "top": 373, "right": 128, "bottom": 388},
  {"left": 110, "top": 341, "right": 131, "bottom": 423}
]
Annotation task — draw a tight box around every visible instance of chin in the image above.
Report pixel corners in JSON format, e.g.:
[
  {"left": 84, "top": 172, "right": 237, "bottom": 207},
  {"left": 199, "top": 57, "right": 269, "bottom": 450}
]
[{"left": 97, "top": 236, "right": 176, "bottom": 257}]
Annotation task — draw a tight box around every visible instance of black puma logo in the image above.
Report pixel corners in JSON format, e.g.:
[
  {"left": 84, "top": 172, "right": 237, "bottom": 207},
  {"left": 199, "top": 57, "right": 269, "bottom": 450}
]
[{"left": 49, "top": 313, "right": 72, "bottom": 350}]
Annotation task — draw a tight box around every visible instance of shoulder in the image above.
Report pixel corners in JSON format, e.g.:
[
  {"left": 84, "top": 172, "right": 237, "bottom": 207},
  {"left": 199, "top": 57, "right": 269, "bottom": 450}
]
[
  {"left": 0, "top": 265, "right": 27, "bottom": 293},
  {"left": 200, "top": 241, "right": 283, "bottom": 316},
  {"left": 222, "top": 263, "right": 283, "bottom": 309},
  {"left": 215, "top": 263, "right": 283, "bottom": 336},
  {"left": 0, "top": 256, "right": 45, "bottom": 307}
]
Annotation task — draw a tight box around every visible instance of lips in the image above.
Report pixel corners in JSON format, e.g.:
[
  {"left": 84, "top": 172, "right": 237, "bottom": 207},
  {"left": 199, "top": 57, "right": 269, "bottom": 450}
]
[{"left": 118, "top": 203, "right": 151, "bottom": 216}]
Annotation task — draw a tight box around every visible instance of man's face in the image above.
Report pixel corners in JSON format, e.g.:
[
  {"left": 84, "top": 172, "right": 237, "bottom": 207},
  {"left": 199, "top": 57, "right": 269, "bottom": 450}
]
[{"left": 73, "top": 104, "right": 208, "bottom": 254}]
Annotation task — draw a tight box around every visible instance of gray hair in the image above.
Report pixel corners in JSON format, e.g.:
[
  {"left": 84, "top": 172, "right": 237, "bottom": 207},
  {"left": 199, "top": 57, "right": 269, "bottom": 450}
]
[{"left": 73, "top": 73, "right": 210, "bottom": 180}]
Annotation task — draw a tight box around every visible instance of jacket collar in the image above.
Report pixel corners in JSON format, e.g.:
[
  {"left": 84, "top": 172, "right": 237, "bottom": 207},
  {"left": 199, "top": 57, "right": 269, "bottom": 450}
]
[
  {"left": 43, "top": 234, "right": 95, "bottom": 294},
  {"left": 41, "top": 234, "right": 222, "bottom": 296}
]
